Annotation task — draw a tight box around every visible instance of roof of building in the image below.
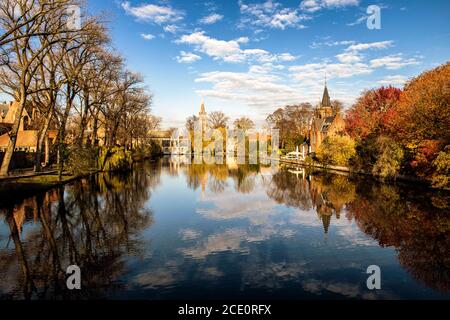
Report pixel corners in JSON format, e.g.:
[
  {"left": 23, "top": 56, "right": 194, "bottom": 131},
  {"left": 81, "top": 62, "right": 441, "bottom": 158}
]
[
  {"left": 321, "top": 85, "right": 331, "bottom": 108},
  {"left": 200, "top": 101, "right": 206, "bottom": 115}
]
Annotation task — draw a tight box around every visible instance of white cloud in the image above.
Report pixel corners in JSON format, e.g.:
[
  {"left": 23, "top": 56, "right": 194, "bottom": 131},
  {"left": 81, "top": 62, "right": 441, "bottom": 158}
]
[
  {"left": 140, "top": 33, "right": 155, "bottom": 41},
  {"left": 278, "top": 53, "right": 296, "bottom": 62},
  {"left": 370, "top": 54, "right": 419, "bottom": 70},
  {"left": 195, "top": 70, "right": 301, "bottom": 109},
  {"left": 345, "top": 40, "right": 394, "bottom": 52},
  {"left": 334, "top": 41, "right": 394, "bottom": 65},
  {"left": 163, "top": 24, "right": 179, "bottom": 33},
  {"left": 121, "top": 1, "right": 183, "bottom": 24},
  {"left": 301, "top": 0, "right": 359, "bottom": 13},
  {"left": 176, "top": 51, "right": 202, "bottom": 64},
  {"left": 300, "top": 0, "right": 322, "bottom": 13},
  {"left": 200, "top": 13, "right": 224, "bottom": 24},
  {"left": 346, "top": 15, "right": 367, "bottom": 26},
  {"left": 236, "top": 36, "right": 250, "bottom": 44},
  {"left": 239, "top": 0, "right": 309, "bottom": 30},
  {"left": 321, "top": 0, "right": 359, "bottom": 8},
  {"left": 177, "top": 31, "right": 297, "bottom": 63},
  {"left": 289, "top": 62, "right": 372, "bottom": 81},
  {"left": 310, "top": 40, "right": 355, "bottom": 49},
  {"left": 335, "top": 52, "right": 361, "bottom": 63},
  {"left": 377, "top": 75, "right": 407, "bottom": 86}
]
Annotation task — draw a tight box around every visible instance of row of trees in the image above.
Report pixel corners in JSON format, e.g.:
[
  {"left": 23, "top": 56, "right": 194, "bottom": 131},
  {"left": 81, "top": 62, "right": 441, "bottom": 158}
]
[
  {"left": 185, "top": 111, "right": 256, "bottom": 133},
  {"left": 0, "top": 0, "right": 160, "bottom": 177},
  {"left": 345, "top": 62, "right": 449, "bottom": 188},
  {"left": 266, "top": 101, "right": 343, "bottom": 152}
]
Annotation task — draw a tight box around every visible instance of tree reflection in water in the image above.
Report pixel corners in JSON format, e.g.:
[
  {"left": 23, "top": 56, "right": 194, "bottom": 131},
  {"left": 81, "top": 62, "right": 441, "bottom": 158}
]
[
  {"left": 0, "top": 159, "right": 449, "bottom": 299},
  {"left": 346, "top": 184, "right": 450, "bottom": 293},
  {"left": 0, "top": 162, "right": 160, "bottom": 299},
  {"left": 179, "top": 161, "right": 450, "bottom": 294},
  {"left": 265, "top": 165, "right": 450, "bottom": 294}
]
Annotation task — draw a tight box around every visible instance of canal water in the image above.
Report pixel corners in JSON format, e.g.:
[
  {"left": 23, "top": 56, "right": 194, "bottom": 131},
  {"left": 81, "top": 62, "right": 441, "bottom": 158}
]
[{"left": 0, "top": 158, "right": 449, "bottom": 300}]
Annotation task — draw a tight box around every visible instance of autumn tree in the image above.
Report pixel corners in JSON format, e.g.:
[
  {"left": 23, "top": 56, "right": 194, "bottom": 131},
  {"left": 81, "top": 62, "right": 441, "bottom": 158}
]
[
  {"left": 345, "top": 86, "right": 402, "bottom": 141},
  {"left": 388, "top": 62, "right": 450, "bottom": 178},
  {"left": 316, "top": 135, "right": 356, "bottom": 167},
  {"left": 266, "top": 103, "right": 312, "bottom": 151},
  {"left": 431, "top": 146, "right": 450, "bottom": 190},
  {"left": 372, "top": 136, "right": 404, "bottom": 180},
  {"left": 208, "top": 111, "right": 229, "bottom": 129},
  {"left": 233, "top": 117, "right": 255, "bottom": 134}
]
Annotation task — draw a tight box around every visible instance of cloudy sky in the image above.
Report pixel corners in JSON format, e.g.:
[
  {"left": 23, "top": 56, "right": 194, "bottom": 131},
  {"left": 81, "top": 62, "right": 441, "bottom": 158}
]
[{"left": 88, "top": 0, "right": 450, "bottom": 128}]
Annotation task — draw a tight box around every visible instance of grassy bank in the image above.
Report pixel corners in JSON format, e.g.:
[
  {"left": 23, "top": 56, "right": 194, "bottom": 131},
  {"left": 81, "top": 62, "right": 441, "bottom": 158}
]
[
  {"left": 277, "top": 157, "right": 441, "bottom": 190},
  {"left": 0, "top": 170, "right": 99, "bottom": 196}
]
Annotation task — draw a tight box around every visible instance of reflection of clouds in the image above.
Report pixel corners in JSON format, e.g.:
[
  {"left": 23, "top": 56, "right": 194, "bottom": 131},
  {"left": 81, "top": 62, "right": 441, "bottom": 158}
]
[
  {"left": 333, "top": 220, "right": 379, "bottom": 247},
  {"left": 242, "top": 262, "right": 309, "bottom": 289},
  {"left": 302, "top": 279, "right": 359, "bottom": 298},
  {"left": 133, "top": 267, "right": 179, "bottom": 289},
  {"left": 180, "top": 229, "right": 249, "bottom": 260},
  {"left": 302, "top": 279, "right": 397, "bottom": 300},
  {"left": 198, "top": 184, "right": 280, "bottom": 226},
  {"left": 179, "top": 228, "right": 201, "bottom": 241},
  {"left": 198, "top": 177, "right": 325, "bottom": 230},
  {"left": 180, "top": 225, "right": 297, "bottom": 260},
  {"left": 288, "top": 208, "right": 323, "bottom": 227},
  {"left": 203, "top": 267, "right": 224, "bottom": 278}
]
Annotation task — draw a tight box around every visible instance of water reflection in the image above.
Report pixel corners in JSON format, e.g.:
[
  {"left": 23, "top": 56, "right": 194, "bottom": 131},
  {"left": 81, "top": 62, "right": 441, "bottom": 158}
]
[
  {"left": 0, "top": 162, "right": 160, "bottom": 299},
  {"left": 0, "top": 158, "right": 449, "bottom": 299}
]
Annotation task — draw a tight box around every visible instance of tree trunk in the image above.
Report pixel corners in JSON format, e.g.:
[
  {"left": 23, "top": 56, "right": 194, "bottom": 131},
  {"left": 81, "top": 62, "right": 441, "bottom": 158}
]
[
  {"left": 78, "top": 91, "right": 89, "bottom": 147},
  {"left": 34, "top": 107, "right": 53, "bottom": 172},
  {"left": 0, "top": 92, "right": 26, "bottom": 176},
  {"left": 92, "top": 114, "right": 99, "bottom": 146}
]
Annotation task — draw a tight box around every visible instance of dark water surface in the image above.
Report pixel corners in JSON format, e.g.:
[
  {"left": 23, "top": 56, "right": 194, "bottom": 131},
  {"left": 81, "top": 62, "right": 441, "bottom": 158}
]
[{"left": 0, "top": 158, "right": 449, "bottom": 300}]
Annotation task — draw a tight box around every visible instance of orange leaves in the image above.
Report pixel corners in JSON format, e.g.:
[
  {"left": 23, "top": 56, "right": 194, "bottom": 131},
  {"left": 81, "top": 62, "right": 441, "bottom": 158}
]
[
  {"left": 345, "top": 86, "right": 402, "bottom": 141},
  {"left": 345, "top": 62, "right": 450, "bottom": 184}
]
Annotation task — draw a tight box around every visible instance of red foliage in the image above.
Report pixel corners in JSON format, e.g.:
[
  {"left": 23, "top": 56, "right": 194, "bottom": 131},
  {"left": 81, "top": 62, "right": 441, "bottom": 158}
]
[
  {"left": 409, "top": 140, "right": 441, "bottom": 177},
  {"left": 345, "top": 86, "right": 402, "bottom": 140}
]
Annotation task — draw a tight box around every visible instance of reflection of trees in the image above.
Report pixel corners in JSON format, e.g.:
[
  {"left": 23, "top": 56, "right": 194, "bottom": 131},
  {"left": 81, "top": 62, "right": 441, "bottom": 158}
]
[
  {"left": 266, "top": 169, "right": 356, "bottom": 233},
  {"left": 266, "top": 168, "right": 450, "bottom": 292},
  {"left": 183, "top": 162, "right": 260, "bottom": 195},
  {"left": 0, "top": 162, "right": 160, "bottom": 299},
  {"left": 346, "top": 183, "right": 450, "bottom": 293}
]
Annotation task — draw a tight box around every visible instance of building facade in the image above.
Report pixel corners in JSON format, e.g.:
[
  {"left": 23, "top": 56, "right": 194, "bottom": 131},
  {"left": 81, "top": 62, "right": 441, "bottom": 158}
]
[
  {"left": 0, "top": 101, "right": 57, "bottom": 155},
  {"left": 308, "top": 85, "right": 346, "bottom": 154}
]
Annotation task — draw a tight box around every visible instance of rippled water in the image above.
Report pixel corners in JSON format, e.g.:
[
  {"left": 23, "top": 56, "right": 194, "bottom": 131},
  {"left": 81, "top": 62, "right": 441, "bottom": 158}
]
[{"left": 0, "top": 158, "right": 449, "bottom": 300}]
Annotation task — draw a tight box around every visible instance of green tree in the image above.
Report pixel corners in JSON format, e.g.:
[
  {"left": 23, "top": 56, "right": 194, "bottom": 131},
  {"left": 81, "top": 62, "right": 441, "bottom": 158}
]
[
  {"left": 372, "top": 136, "right": 404, "bottom": 180},
  {"left": 431, "top": 146, "right": 450, "bottom": 190},
  {"left": 316, "top": 135, "right": 356, "bottom": 166}
]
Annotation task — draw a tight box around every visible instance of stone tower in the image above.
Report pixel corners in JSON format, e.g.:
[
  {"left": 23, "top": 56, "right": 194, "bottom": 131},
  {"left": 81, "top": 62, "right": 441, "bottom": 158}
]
[{"left": 199, "top": 100, "right": 207, "bottom": 132}]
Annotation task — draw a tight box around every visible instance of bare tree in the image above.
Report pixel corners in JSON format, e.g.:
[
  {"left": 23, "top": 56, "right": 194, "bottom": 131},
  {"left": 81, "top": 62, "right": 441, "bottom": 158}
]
[
  {"left": 208, "top": 111, "right": 229, "bottom": 129},
  {"left": 0, "top": 0, "right": 86, "bottom": 176},
  {"left": 233, "top": 116, "right": 255, "bottom": 133},
  {"left": 185, "top": 115, "right": 199, "bottom": 132}
]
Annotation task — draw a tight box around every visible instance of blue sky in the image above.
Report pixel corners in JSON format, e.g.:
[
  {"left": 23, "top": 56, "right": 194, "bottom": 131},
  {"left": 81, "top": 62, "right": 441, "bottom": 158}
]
[{"left": 88, "top": 1, "right": 448, "bottom": 127}]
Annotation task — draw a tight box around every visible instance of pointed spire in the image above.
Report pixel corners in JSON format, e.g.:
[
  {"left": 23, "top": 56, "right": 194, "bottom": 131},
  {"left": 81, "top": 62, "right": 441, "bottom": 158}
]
[
  {"left": 200, "top": 100, "right": 206, "bottom": 115},
  {"left": 321, "top": 75, "right": 331, "bottom": 108}
]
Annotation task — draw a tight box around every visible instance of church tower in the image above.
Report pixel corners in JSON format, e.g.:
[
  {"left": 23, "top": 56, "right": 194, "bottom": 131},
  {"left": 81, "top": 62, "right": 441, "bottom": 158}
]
[
  {"left": 199, "top": 100, "right": 207, "bottom": 132},
  {"left": 316, "top": 80, "right": 333, "bottom": 119}
]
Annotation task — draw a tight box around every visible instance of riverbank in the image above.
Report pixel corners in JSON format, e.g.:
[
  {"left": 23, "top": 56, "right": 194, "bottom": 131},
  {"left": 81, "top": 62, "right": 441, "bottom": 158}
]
[
  {"left": 0, "top": 169, "right": 101, "bottom": 199},
  {"left": 277, "top": 157, "right": 438, "bottom": 189}
]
